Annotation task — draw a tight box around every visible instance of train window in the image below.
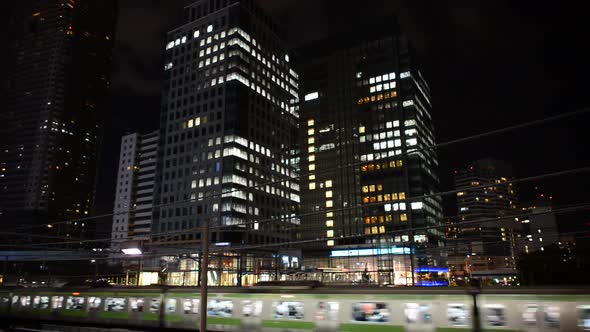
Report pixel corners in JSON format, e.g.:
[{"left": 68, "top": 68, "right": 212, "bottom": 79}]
[
  {"left": 543, "top": 305, "right": 560, "bottom": 329},
  {"left": 12, "top": 296, "right": 18, "bottom": 305},
  {"left": 51, "top": 296, "right": 64, "bottom": 309},
  {"left": 130, "top": 298, "right": 144, "bottom": 312},
  {"left": 19, "top": 296, "right": 31, "bottom": 307},
  {"left": 315, "top": 301, "right": 339, "bottom": 321},
  {"left": 1, "top": 297, "right": 8, "bottom": 305},
  {"left": 483, "top": 304, "right": 506, "bottom": 327},
  {"left": 242, "top": 300, "right": 262, "bottom": 318},
  {"left": 577, "top": 305, "right": 590, "bottom": 330},
  {"left": 523, "top": 304, "right": 538, "bottom": 327},
  {"left": 105, "top": 297, "right": 127, "bottom": 312},
  {"left": 273, "top": 301, "right": 304, "bottom": 320},
  {"left": 66, "top": 296, "right": 85, "bottom": 310},
  {"left": 351, "top": 302, "right": 389, "bottom": 322},
  {"left": 165, "top": 298, "right": 177, "bottom": 314},
  {"left": 207, "top": 299, "right": 233, "bottom": 317},
  {"left": 183, "top": 299, "right": 199, "bottom": 314},
  {"left": 88, "top": 297, "right": 102, "bottom": 310},
  {"left": 405, "top": 303, "right": 432, "bottom": 324},
  {"left": 33, "top": 296, "right": 50, "bottom": 309},
  {"left": 447, "top": 303, "right": 468, "bottom": 327},
  {"left": 150, "top": 299, "right": 160, "bottom": 313}
]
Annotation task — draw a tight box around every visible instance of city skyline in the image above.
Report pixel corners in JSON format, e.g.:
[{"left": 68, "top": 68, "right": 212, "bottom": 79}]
[{"left": 95, "top": 0, "right": 590, "bottom": 236}]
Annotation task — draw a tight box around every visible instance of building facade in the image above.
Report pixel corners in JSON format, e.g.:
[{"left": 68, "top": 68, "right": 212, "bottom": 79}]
[
  {"left": 296, "top": 27, "right": 444, "bottom": 286},
  {"left": 150, "top": 0, "right": 300, "bottom": 285},
  {"left": 449, "top": 158, "right": 522, "bottom": 281},
  {"left": 111, "top": 131, "right": 159, "bottom": 250},
  {"left": 0, "top": 0, "right": 117, "bottom": 243}
]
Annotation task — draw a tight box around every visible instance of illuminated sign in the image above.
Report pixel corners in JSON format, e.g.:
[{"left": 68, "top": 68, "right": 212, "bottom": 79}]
[{"left": 330, "top": 247, "right": 411, "bottom": 257}]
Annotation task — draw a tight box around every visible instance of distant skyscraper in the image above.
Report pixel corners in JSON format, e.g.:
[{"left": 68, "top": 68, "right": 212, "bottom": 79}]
[
  {"left": 111, "top": 131, "right": 159, "bottom": 250},
  {"left": 452, "top": 158, "right": 522, "bottom": 271},
  {"left": 0, "top": 0, "right": 117, "bottom": 243},
  {"left": 297, "top": 25, "right": 444, "bottom": 286},
  {"left": 520, "top": 190, "right": 559, "bottom": 254},
  {"left": 151, "top": 0, "right": 300, "bottom": 279}
]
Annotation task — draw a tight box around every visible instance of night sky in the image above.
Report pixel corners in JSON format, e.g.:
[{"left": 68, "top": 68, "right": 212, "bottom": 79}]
[{"left": 97, "top": 0, "right": 590, "bottom": 232}]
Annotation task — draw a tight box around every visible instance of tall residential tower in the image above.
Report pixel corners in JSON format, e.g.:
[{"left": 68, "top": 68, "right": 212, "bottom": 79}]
[{"left": 0, "top": 0, "right": 117, "bottom": 243}]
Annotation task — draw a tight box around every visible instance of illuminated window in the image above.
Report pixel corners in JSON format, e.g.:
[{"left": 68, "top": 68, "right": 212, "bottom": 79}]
[
  {"left": 308, "top": 137, "right": 315, "bottom": 144},
  {"left": 362, "top": 186, "right": 369, "bottom": 193},
  {"left": 369, "top": 185, "right": 375, "bottom": 192},
  {"left": 399, "top": 192, "right": 406, "bottom": 199},
  {"left": 400, "top": 214, "right": 408, "bottom": 222},
  {"left": 309, "top": 155, "right": 315, "bottom": 162},
  {"left": 307, "top": 119, "right": 314, "bottom": 126},
  {"left": 326, "top": 200, "right": 333, "bottom": 208},
  {"left": 379, "top": 226, "right": 385, "bottom": 234},
  {"left": 359, "top": 126, "right": 365, "bottom": 134},
  {"left": 309, "top": 174, "right": 316, "bottom": 180},
  {"left": 326, "top": 220, "right": 333, "bottom": 227},
  {"left": 325, "top": 191, "right": 333, "bottom": 198},
  {"left": 309, "top": 164, "right": 315, "bottom": 171},
  {"left": 304, "top": 92, "right": 319, "bottom": 101},
  {"left": 371, "top": 226, "right": 378, "bottom": 234},
  {"left": 307, "top": 128, "right": 315, "bottom": 136},
  {"left": 327, "top": 240, "right": 334, "bottom": 246},
  {"left": 325, "top": 180, "right": 333, "bottom": 188},
  {"left": 308, "top": 146, "right": 314, "bottom": 153},
  {"left": 207, "top": 25, "right": 213, "bottom": 33},
  {"left": 326, "top": 230, "right": 334, "bottom": 237},
  {"left": 326, "top": 212, "right": 333, "bottom": 218},
  {"left": 309, "top": 183, "right": 316, "bottom": 190}
]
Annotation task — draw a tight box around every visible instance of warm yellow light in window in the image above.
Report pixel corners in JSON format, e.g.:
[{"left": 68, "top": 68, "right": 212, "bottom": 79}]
[
  {"left": 362, "top": 186, "right": 369, "bottom": 193},
  {"left": 369, "top": 185, "right": 375, "bottom": 192},
  {"left": 195, "top": 117, "right": 201, "bottom": 126},
  {"left": 377, "top": 184, "right": 383, "bottom": 191},
  {"left": 325, "top": 180, "right": 332, "bottom": 188},
  {"left": 326, "top": 212, "right": 333, "bottom": 218},
  {"left": 400, "top": 213, "right": 408, "bottom": 222},
  {"left": 309, "top": 174, "right": 316, "bottom": 180},
  {"left": 309, "top": 182, "right": 316, "bottom": 190},
  {"left": 371, "top": 226, "right": 378, "bottom": 234},
  {"left": 327, "top": 240, "right": 335, "bottom": 246},
  {"left": 379, "top": 226, "right": 385, "bottom": 234},
  {"left": 307, "top": 119, "right": 314, "bottom": 127},
  {"left": 359, "top": 126, "right": 365, "bottom": 134},
  {"left": 396, "top": 160, "right": 403, "bottom": 167},
  {"left": 325, "top": 191, "right": 333, "bottom": 198},
  {"left": 326, "top": 200, "right": 333, "bottom": 208},
  {"left": 308, "top": 137, "right": 315, "bottom": 144},
  {"left": 309, "top": 154, "right": 315, "bottom": 162},
  {"left": 308, "top": 146, "right": 314, "bottom": 153},
  {"left": 307, "top": 128, "right": 315, "bottom": 136},
  {"left": 399, "top": 192, "right": 406, "bottom": 199},
  {"left": 327, "top": 230, "right": 334, "bottom": 237},
  {"left": 309, "top": 163, "right": 315, "bottom": 171},
  {"left": 326, "top": 220, "right": 333, "bottom": 227},
  {"left": 188, "top": 119, "right": 194, "bottom": 128}
]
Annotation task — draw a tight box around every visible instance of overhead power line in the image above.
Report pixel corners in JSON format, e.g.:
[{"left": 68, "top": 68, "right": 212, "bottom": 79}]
[{"left": 1, "top": 107, "right": 588, "bottom": 234}]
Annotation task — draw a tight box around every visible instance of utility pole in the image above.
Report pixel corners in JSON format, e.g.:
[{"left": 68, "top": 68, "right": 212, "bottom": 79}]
[{"left": 199, "top": 220, "right": 209, "bottom": 332}]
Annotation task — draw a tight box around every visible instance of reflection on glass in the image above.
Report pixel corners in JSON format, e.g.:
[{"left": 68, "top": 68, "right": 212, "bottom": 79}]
[
  {"left": 88, "top": 297, "right": 102, "bottom": 310},
  {"left": 66, "top": 296, "right": 85, "bottom": 310},
  {"left": 104, "top": 297, "right": 126, "bottom": 312},
  {"left": 447, "top": 303, "right": 468, "bottom": 326},
  {"left": 544, "top": 305, "right": 560, "bottom": 329},
  {"left": 208, "top": 299, "right": 233, "bottom": 317},
  {"left": 150, "top": 298, "right": 160, "bottom": 313},
  {"left": 273, "top": 301, "right": 304, "bottom": 320},
  {"left": 183, "top": 299, "right": 199, "bottom": 314},
  {"left": 484, "top": 304, "right": 506, "bottom": 327},
  {"left": 523, "top": 304, "right": 538, "bottom": 326},
  {"left": 243, "top": 300, "right": 262, "bottom": 318},
  {"left": 166, "top": 298, "right": 177, "bottom": 314},
  {"left": 130, "top": 298, "right": 144, "bottom": 312},
  {"left": 351, "top": 302, "right": 389, "bottom": 322},
  {"left": 578, "top": 305, "right": 590, "bottom": 330},
  {"left": 316, "top": 301, "right": 339, "bottom": 321},
  {"left": 51, "top": 296, "right": 64, "bottom": 309},
  {"left": 405, "top": 303, "right": 432, "bottom": 324}
]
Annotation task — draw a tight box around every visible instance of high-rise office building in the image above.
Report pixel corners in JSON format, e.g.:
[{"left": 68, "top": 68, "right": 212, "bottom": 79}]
[
  {"left": 450, "top": 158, "right": 522, "bottom": 279},
  {"left": 151, "top": 0, "right": 299, "bottom": 285},
  {"left": 111, "top": 131, "right": 159, "bottom": 250},
  {"left": 0, "top": 0, "right": 117, "bottom": 243},
  {"left": 519, "top": 190, "right": 559, "bottom": 254},
  {"left": 297, "top": 25, "right": 444, "bottom": 286}
]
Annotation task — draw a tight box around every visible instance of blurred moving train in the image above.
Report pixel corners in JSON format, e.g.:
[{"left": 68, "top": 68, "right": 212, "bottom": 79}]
[{"left": 1, "top": 285, "right": 590, "bottom": 331}]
